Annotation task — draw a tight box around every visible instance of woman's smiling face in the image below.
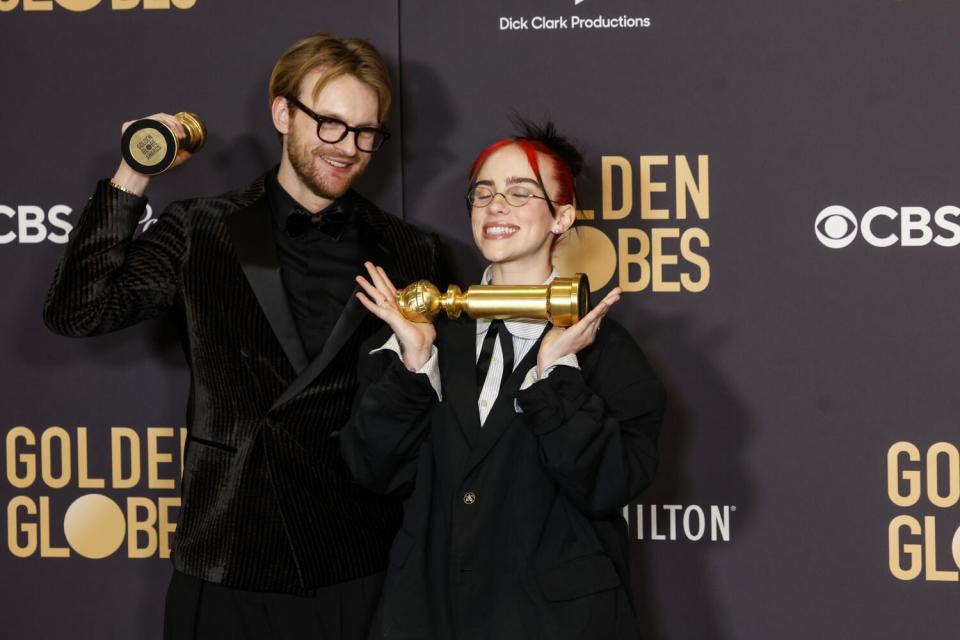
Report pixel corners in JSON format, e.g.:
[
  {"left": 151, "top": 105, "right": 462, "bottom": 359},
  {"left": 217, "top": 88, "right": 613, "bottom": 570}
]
[{"left": 470, "top": 143, "right": 571, "bottom": 282}]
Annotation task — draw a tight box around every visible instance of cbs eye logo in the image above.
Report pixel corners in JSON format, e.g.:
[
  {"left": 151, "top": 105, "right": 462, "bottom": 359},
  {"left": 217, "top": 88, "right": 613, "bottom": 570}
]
[
  {"left": 815, "top": 206, "right": 858, "bottom": 249},
  {"left": 814, "top": 204, "right": 960, "bottom": 249}
]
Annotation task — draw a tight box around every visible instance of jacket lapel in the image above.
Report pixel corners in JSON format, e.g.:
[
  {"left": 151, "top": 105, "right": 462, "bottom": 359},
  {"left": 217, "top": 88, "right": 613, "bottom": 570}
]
[
  {"left": 224, "top": 192, "right": 309, "bottom": 373},
  {"left": 270, "top": 202, "right": 398, "bottom": 410},
  {"left": 440, "top": 317, "right": 483, "bottom": 448},
  {"left": 459, "top": 324, "right": 548, "bottom": 481},
  {"left": 354, "top": 201, "right": 399, "bottom": 287}
]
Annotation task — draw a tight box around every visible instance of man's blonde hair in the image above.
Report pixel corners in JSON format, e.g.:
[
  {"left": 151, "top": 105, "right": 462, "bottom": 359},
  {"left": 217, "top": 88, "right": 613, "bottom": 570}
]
[{"left": 269, "top": 33, "right": 392, "bottom": 123}]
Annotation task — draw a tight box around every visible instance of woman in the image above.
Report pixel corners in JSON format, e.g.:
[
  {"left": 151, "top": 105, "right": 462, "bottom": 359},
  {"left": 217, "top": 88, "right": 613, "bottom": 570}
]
[{"left": 339, "top": 121, "right": 665, "bottom": 640}]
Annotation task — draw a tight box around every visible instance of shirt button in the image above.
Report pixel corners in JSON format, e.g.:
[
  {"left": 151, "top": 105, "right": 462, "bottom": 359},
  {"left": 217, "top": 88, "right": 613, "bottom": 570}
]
[
  {"left": 463, "top": 491, "right": 477, "bottom": 505},
  {"left": 480, "top": 400, "right": 488, "bottom": 408}
]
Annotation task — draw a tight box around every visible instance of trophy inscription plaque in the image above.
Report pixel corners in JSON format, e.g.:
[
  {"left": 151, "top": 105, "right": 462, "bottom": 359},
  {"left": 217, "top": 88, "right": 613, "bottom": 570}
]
[{"left": 120, "top": 112, "right": 206, "bottom": 175}]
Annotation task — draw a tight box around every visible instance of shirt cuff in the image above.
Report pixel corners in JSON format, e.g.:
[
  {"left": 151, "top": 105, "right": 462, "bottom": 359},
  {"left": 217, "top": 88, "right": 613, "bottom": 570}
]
[
  {"left": 515, "top": 353, "right": 580, "bottom": 412},
  {"left": 370, "top": 334, "right": 442, "bottom": 401}
]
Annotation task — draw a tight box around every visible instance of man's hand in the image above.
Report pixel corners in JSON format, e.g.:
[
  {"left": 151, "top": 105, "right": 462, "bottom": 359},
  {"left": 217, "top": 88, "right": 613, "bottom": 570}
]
[{"left": 112, "top": 113, "right": 194, "bottom": 196}]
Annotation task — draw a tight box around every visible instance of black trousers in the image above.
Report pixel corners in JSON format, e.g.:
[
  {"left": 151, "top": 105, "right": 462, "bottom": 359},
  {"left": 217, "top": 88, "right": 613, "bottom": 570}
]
[{"left": 163, "top": 570, "right": 386, "bottom": 640}]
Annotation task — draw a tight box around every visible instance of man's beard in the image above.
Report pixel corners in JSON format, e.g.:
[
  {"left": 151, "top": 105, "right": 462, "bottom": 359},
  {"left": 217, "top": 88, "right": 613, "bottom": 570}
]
[{"left": 286, "top": 135, "right": 366, "bottom": 202}]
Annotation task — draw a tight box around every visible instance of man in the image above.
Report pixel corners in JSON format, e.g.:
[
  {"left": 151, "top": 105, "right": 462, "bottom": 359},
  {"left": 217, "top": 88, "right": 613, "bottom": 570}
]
[{"left": 43, "top": 33, "right": 444, "bottom": 639}]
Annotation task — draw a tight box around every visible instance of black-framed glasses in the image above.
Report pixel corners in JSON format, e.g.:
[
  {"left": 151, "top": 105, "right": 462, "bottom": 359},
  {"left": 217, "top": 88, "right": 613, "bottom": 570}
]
[
  {"left": 285, "top": 94, "right": 391, "bottom": 153},
  {"left": 466, "top": 184, "right": 560, "bottom": 209}
]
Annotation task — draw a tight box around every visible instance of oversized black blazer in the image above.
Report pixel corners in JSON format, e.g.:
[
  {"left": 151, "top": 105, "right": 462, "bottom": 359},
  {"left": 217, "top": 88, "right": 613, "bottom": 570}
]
[
  {"left": 339, "top": 314, "right": 665, "bottom": 640},
  {"left": 43, "top": 175, "right": 443, "bottom": 593}
]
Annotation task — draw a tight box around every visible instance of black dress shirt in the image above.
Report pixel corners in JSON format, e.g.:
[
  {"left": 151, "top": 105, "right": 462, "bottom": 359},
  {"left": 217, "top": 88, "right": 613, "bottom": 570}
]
[{"left": 266, "top": 169, "right": 362, "bottom": 360}]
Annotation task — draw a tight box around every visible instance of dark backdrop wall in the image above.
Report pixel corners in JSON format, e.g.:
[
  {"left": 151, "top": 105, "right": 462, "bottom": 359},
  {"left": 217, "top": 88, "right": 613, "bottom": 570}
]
[{"left": 2, "top": 1, "right": 958, "bottom": 638}]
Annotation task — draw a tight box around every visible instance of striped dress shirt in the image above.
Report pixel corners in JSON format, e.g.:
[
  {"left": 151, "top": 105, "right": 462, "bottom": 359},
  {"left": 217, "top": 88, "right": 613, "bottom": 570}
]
[{"left": 375, "top": 266, "right": 579, "bottom": 425}]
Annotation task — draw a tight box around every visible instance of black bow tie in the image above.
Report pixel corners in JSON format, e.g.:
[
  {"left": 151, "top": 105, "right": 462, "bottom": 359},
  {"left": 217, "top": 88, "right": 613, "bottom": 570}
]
[{"left": 285, "top": 204, "right": 348, "bottom": 239}]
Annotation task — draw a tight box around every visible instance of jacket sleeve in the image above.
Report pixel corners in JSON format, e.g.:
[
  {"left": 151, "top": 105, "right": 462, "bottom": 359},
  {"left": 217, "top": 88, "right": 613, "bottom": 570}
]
[
  {"left": 339, "top": 342, "right": 436, "bottom": 497},
  {"left": 43, "top": 180, "right": 188, "bottom": 337},
  {"left": 515, "top": 323, "right": 666, "bottom": 517}
]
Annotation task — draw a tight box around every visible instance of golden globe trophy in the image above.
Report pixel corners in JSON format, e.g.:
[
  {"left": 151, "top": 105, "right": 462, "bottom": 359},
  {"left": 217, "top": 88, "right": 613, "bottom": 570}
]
[
  {"left": 396, "top": 274, "right": 590, "bottom": 328},
  {"left": 120, "top": 112, "right": 206, "bottom": 175}
]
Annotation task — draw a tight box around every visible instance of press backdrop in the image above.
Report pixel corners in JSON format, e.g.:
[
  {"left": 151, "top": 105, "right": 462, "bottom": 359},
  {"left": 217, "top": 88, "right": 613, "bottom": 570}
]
[{"left": 2, "top": 1, "right": 958, "bottom": 638}]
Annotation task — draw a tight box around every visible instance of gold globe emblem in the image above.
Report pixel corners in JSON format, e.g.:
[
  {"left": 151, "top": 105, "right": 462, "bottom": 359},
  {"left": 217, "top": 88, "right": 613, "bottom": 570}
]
[{"left": 63, "top": 494, "right": 126, "bottom": 559}]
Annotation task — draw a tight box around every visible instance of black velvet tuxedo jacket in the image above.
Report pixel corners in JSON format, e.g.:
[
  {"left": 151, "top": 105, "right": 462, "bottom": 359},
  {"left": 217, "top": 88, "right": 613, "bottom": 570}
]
[
  {"left": 340, "top": 316, "right": 666, "bottom": 640},
  {"left": 43, "top": 175, "right": 443, "bottom": 593}
]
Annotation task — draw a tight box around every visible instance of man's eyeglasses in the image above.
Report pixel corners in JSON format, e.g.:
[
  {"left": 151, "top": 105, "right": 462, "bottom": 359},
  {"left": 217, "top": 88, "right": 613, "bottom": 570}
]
[
  {"left": 466, "top": 184, "right": 559, "bottom": 209},
  {"left": 285, "top": 95, "right": 390, "bottom": 153}
]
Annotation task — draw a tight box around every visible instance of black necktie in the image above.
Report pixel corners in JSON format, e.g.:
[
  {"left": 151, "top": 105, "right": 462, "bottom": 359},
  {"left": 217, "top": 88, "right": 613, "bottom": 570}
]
[{"left": 476, "top": 320, "right": 515, "bottom": 395}]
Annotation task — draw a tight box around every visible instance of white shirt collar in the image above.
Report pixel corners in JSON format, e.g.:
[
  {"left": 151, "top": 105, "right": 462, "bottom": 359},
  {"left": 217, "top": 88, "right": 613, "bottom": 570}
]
[{"left": 475, "top": 266, "right": 558, "bottom": 337}]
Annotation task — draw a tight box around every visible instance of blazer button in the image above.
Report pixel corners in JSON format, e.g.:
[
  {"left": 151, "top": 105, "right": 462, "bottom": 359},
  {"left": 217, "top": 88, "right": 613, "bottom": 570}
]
[{"left": 463, "top": 491, "right": 477, "bottom": 505}]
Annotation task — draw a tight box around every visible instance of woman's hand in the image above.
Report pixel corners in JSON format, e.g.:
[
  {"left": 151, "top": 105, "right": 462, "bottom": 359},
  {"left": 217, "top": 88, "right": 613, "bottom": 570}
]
[
  {"left": 355, "top": 262, "right": 436, "bottom": 370},
  {"left": 536, "top": 287, "right": 621, "bottom": 377}
]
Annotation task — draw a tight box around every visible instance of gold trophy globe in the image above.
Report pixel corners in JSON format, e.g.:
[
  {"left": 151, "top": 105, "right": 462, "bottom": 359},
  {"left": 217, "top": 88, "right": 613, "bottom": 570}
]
[
  {"left": 396, "top": 274, "right": 590, "bottom": 328},
  {"left": 120, "top": 112, "right": 206, "bottom": 175}
]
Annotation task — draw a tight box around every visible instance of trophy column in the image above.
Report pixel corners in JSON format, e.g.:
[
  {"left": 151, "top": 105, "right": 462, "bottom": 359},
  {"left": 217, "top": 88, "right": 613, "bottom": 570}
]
[{"left": 395, "top": 274, "right": 591, "bottom": 327}]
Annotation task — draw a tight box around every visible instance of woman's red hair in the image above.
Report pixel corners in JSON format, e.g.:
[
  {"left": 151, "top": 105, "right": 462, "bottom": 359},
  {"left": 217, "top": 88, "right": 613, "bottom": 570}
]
[{"left": 469, "top": 138, "right": 575, "bottom": 207}]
